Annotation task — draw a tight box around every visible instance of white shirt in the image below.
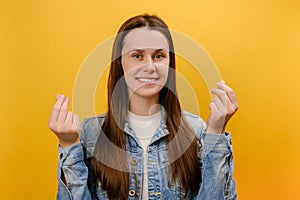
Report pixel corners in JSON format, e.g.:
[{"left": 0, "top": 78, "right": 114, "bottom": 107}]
[{"left": 128, "top": 111, "right": 161, "bottom": 199}]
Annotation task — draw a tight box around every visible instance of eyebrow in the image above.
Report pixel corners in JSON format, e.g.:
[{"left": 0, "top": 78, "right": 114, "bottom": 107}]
[{"left": 126, "top": 48, "right": 168, "bottom": 53}]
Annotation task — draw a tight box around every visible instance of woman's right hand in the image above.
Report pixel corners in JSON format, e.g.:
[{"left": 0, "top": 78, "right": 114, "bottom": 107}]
[{"left": 48, "top": 94, "right": 80, "bottom": 148}]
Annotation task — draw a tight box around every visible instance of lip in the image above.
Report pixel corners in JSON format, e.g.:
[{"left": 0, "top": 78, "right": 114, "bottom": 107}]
[{"left": 135, "top": 77, "right": 160, "bottom": 83}]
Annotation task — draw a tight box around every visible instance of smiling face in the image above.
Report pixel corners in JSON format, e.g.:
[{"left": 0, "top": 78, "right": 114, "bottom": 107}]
[{"left": 121, "top": 27, "right": 170, "bottom": 101}]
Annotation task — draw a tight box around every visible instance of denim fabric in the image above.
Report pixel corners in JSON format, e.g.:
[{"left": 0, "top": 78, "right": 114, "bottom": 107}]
[{"left": 57, "top": 111, "right": 237, "bottom": 200}]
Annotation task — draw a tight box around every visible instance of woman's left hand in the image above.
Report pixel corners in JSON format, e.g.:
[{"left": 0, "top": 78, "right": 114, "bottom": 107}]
[{"left": 206, "top": 80, "right": 238, "bottom": 134}]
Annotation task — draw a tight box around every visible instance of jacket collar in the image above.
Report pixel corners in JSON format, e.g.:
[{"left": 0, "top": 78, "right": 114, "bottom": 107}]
[{"left": 123, "top": 107, "right": 169, "bottom": 146}]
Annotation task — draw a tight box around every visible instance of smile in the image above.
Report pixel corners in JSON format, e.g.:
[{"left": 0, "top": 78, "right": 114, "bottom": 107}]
[{"left": 136, "top": 77, "right": 159, "bottom": 83}]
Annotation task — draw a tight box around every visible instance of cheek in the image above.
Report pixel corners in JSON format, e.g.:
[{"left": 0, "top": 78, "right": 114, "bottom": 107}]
[
  {"left": 121, "top": 57, "right": 130, "bottom": 74},
  {"left": 160, "top": 62, "right": 170, "bottom": 78},
  {"left": 121, "top": 57, "right": 139, "bottom": 75},
  {"left": 162, "top": 59, "right": 170, "bottom": 75},
  {"left": 121, "top": 59, "right": 136, "bottom": 86}
]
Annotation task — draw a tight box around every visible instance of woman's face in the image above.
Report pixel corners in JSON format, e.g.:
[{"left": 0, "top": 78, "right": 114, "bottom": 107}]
[{"left": 121, "top": 27, "right": 170, "bottom": 100}]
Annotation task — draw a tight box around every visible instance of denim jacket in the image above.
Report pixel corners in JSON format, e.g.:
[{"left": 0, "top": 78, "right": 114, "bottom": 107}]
[{"left": 57, "top": 111, "right": 237, "bottom": 200}]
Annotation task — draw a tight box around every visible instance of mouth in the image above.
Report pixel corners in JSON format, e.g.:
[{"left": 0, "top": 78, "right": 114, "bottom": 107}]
[{"left": 136, "top": 77, "right": 160, "bottom": 83}]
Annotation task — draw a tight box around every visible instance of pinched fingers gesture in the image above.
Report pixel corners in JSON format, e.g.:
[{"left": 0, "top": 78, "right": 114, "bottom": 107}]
[
  {"left": 48, "top": 94, "right": 80, "bottom": 148},
  {"left": 206, "top": 80, "right": 238, "bottom": 134}
]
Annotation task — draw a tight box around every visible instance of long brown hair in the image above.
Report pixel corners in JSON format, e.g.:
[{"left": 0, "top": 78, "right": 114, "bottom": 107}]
[{"left": 92, "top": 14, "right": 202, "bottom": 199}]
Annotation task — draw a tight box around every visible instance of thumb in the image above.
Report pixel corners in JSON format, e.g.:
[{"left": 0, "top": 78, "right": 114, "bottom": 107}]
[
  {"left": 74, "top": 115, "right": 81, "bottom": 134},
  {"left": 209, "top": 102, "right": 218, "bottom": 115}
]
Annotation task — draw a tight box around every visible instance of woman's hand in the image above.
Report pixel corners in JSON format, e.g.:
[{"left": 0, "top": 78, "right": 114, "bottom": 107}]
[
  {"left": 48, "top": 94, "right": 80, "bottom": 148},
  {"left": 206, "top": 80, "right": 238, "bottom": 134}
]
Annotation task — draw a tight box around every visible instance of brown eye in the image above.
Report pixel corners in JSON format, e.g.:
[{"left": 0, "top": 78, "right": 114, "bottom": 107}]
[
  {"left": 133, "top": 53, "right": 142, "bottom": 59},
  {"left": 154, "top": 54, "right": 164, "bottom": 60}
]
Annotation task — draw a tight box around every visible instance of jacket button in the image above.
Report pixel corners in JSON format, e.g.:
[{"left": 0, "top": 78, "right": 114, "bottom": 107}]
[
  {"left": 59, "top": 153, "right": 63, "bottom": 159},
  {"left": 131, "top": 158, "right": 137, "bottom": 165},
  {"left": 129, "top": 189, "right": 135, "bottom": 196},
  {"left": 224, "top": 190, "right": 229, "bottom": 196}
]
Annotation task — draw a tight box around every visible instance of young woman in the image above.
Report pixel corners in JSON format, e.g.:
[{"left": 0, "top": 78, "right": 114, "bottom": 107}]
[{"left": 49, "top": 14, "right": 238, "bottom": 200}]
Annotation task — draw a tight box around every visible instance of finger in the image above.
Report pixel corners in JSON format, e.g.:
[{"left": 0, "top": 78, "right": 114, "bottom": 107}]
[
  {"left": 223, "top": 84, "right": 238, "bottom": 108},
  {"left": 65, "top": 111, "right": 73, "bottom": 124},
  {"left": 215, "top": 89, "right": 234, "bottom": 113},
  {"left": 211, "top": 88, "right": 226, "bottom": 105},
  {"left": 56, "top": 94, "right": 60, "bottom": 101},
  {"left": 217, "top": 81, "right": 238, "bottom": 106},
  {"left": 216, "top": 80, "right": 226, "bottom": 91},
  {"left": 211, "top": 96, "right": 224, "bottom": 110},
  {"left": 57, "top": 97, "right": 69, "bottom": 122},
  {"left": 49, "top": 94, "right": 65, "bottom": 123}
]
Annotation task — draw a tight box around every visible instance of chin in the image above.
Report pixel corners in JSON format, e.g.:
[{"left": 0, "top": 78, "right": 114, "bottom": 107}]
[{"left": 133, "top": 88, "right": 162, "bottom": 99}]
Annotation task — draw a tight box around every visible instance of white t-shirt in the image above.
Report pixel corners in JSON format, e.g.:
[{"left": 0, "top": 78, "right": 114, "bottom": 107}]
[{"left": 128, "top": 111, "right": 161, "bottom": 200}]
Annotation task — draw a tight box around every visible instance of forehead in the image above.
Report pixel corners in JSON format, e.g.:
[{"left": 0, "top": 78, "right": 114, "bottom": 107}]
[{"left": 122, "top": 27, "right": 169, "bottom": 54}]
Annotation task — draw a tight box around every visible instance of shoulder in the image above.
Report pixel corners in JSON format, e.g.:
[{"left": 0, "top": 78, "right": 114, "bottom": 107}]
[
  {"left": 81, "top": 113, "right": 106, "bottom": 133},
  {"left": 79, "top": 113, "right": 106, "bottom": 157},
  {"left": 182, "top": 110, "right": 206, "bottom": 140},
  {"left": 182, "top": 110, "right": 206, "bottom": 128}
]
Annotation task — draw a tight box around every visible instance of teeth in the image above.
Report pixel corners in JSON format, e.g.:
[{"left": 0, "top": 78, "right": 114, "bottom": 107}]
[{"left": 137, "top": 78, "right": 158, "bottom": 83}]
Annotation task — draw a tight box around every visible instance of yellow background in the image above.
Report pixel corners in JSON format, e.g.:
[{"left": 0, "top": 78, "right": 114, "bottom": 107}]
[{"left": 1, "top": 0, "right": 300, "bottom": 199}]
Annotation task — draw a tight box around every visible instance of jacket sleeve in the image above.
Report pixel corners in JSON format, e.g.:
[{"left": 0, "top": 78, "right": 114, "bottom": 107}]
[
  {"left": 197, "top": 132, "right": 237, "bottom": 200},
  {"left": 56, "top": 123, "right": 92, "bottom": 200}
]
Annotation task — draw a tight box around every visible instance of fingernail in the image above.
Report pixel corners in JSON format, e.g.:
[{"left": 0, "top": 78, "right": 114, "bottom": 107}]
[
  {"left": 56, "top": 94, "right": 64, "bottom": 100},
  {"left": 56, "top": 94, "right": 62, "bottom": 100}
]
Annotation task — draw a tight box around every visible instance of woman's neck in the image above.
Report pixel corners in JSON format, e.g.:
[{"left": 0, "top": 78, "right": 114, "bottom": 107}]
[{"left": 129, "top": 94, "right": 161, "bottom": 116}]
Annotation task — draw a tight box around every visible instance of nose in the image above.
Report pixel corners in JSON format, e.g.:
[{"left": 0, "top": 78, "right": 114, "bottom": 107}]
[{"left": 143, "top": 55, "right": 156, "bottom": 73}]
